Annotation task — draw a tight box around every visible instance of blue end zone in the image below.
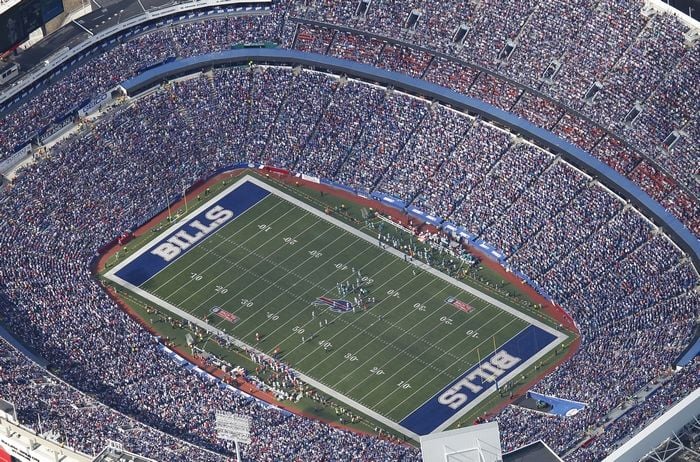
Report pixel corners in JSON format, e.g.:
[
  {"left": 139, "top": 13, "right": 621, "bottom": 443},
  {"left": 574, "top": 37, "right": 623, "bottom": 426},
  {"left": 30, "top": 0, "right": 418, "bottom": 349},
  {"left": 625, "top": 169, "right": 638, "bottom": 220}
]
[
  {"left": 114, "top": 181, "right": 270, "bottom": 286},
  {"left": 399, "top": 324, "right": 557, "bottom": 435}
]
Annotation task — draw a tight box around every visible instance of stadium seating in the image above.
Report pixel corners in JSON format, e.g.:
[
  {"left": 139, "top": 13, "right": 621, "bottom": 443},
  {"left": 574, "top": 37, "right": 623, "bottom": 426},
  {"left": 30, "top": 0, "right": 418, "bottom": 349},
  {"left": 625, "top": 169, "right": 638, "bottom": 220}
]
[
  {"left": 1, "top": 2, "right": 699, "bottom": 233},
  {"left": 0, "top": 72, "right": 422, "bottom": 460},
  {"left": 0, "top": 0, "right": 698, "bottom": 459}
]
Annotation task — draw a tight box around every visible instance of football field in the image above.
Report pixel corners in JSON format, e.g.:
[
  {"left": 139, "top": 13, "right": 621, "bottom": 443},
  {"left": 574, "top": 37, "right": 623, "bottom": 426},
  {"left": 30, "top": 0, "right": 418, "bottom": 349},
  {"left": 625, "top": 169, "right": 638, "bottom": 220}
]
[{"left": 105, "top": 174, "right": 564, "bottom": 438}]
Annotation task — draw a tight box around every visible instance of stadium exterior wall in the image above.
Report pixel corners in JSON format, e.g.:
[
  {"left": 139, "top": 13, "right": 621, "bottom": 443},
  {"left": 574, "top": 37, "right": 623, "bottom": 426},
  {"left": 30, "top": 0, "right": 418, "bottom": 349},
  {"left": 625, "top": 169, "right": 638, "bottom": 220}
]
[
  {"left": 0, "top": 416, "right": 92, "bottom": 462},
  {"left": 119, "top": 49, "right": 700, "bottom": 269}
]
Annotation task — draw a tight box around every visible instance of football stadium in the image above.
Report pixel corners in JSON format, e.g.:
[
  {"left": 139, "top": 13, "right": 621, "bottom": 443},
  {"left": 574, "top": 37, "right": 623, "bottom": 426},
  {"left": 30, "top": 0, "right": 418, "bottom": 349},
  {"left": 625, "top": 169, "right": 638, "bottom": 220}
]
[{"left": 0, "top": 0, "right": 698, "bottom": 461}]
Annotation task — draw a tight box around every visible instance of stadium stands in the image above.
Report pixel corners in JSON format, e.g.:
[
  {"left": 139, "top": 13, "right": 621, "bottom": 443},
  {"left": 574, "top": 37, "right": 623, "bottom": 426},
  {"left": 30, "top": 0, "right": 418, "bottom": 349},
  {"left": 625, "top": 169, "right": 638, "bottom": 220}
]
[
  {"left": 0, "top": 0, "right": 698, "bottom": 459},
  {"left": 2, "top": 3, "right": 698, "bottom": 238},
  {"left": 0, "top": 71, "right": 422, "bottom": 461}
]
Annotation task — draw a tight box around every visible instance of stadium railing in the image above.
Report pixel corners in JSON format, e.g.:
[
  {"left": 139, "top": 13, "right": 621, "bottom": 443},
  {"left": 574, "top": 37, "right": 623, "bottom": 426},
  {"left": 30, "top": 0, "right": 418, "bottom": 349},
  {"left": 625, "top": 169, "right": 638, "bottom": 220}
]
[
  {"left": 118, "top": 48, "right": 700, "bottom": 269},
  {"left": 0, "top": 0, "right": 272, "bottom": 112}
]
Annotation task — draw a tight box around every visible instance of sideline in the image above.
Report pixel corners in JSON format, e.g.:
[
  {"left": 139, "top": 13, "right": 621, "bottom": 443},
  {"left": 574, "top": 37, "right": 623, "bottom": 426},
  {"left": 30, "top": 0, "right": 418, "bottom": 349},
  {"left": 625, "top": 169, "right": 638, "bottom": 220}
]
[
  {"left": 102, "top": 173, "right": 568, "bottom": 439},
  {"left": 121, "top": 49, "right": 700, "bottom": 267}
]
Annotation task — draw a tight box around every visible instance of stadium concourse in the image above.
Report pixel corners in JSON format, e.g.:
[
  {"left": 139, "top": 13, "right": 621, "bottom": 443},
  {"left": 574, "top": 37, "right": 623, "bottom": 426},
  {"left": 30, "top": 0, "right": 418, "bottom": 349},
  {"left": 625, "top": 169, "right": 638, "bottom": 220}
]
[{"left": 0, "top": 1, "right": 697, "bottom": 462}]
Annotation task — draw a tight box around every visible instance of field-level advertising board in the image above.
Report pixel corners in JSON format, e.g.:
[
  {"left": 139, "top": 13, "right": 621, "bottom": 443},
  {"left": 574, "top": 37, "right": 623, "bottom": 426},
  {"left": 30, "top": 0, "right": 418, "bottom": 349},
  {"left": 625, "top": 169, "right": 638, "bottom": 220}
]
[{"left": 104, "top": 174, "right": 567, "bottom": 440}]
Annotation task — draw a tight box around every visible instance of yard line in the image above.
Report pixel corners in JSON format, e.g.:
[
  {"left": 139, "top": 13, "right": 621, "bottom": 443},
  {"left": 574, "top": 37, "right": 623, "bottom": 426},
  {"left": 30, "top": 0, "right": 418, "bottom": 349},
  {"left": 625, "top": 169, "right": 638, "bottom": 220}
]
[
  {"left": 261, "top": 252, "right": 408, "bottom": 356},
  {"left": 314, "top": 284, "right": 456, "bottom": 379},
  {"left": 198, "top": 225, "right": 347, "bottom": 327},
  {"left": 341, "top": 291, "right": 480, "bottom": 396},
  {"left": 178, "top": 214, "right": 334, "bottom": 315},
  {"left": 340, "top": 293, "right": 481, "bottom": 365},
  {"left": 218, "top": 223, "right": 382, "bottom": 293},
  {"left": 143, "top": 194, "right": 283, "bottom": 290},
  {"left": 148, "top": 196, "right": 290, "bottom": 293},
  {"left": 196, "top": 207, "right": 396, "bottom": 344},
  {"left": 161, "top": 202, "right": 323, "bottom": 303},
  {"left": 300, "top": 265, "right": 429, "bottom": 374},
  {"left": 232, "top": 231, "right": 395, "bottom": 337},
  {"left": 360, "top": 303, "right": 510, "bottom": 407},
  {"left": 385, "top": 315, "right": 522, "bottom": 417},
  {"left": 158, "top": 202, "right": 309, "bottom": 300},
  {"left": 318, "top": 284, "right": 456, "bottom": 385},
  {"left": 281, "top": 282, "right": 469, "bottom": 371},
  {"left": 202, "top": 241, "right": 395, "bottom": 356},
  {"left": 245, "top": 247, "right": 393, "bottom": 348}
]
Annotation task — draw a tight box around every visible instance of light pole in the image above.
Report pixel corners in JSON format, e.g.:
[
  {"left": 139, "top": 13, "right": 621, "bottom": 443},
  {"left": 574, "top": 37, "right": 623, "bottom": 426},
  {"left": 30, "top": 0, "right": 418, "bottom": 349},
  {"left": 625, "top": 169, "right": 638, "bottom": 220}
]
[{"left": 216, "top": 412, "right": 251, "bottom": 462}]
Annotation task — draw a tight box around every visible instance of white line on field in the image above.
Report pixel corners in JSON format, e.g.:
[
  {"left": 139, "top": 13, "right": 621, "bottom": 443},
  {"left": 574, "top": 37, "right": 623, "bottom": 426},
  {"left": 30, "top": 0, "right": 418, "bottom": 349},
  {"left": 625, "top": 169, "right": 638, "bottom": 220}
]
[
  {"left": 385, "top": 316, "right": 521, "bottom": 417},
  {"left": 156, "top": 200, "right": 306, "bottom": 298},
  {"left": 201, "top": 227, "right": 353, "bottom": 331},
  {"left": 178, "top": 215, "right": 334, "bottom": 316},
  {"left": 105, "top": 175, "right": 567, "bottom": 439},
  {"left": 107, "top": 176, "right": 279, "bottom": 284},
  {"left": 342, "top": 291, "right": 480, "bottom": 396},
  {"left": 316, "top": 284, "right": 457, "bottom": 385},
  {"left": 239, "top": 247, "right": 391, "bottom": 346}
]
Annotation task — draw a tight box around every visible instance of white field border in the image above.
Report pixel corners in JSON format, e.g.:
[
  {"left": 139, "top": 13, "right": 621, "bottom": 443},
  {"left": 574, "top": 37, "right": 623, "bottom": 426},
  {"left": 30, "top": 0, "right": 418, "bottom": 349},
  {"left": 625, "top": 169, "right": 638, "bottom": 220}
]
[{"left": 104, "top": 173, "right": 568, "bottom": 440}]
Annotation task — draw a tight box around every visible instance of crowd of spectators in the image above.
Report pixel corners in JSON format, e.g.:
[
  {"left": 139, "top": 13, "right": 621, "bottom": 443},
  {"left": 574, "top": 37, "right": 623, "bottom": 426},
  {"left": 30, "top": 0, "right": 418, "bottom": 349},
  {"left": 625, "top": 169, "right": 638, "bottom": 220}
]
[
  {"left": 0, "top": 66, "right": 697, "bottom": 461},
  {"left": 1, "top": 0, "right": 698, "bottom": 236},
  {"left": 495, "top": 358, "right": 699, "bottom": 457},
  {"left": 0, "top": 71, "right": 425, "bottom": 461},
  {"left": 662, "top": 188, "right": 700, "bottom": 236},
  {"left": 619, "top": 44, "right": 699, "bottom": 160},
  {"left": 544, "top": 0, "right": 647, "bottom": 109},
  {"left": 422, "top": 57, "right": 479, "bottom": 96},
  {"left": 590, "top": 135, "right": 641, "bottom": 176},
  {"left": 259, "top": 69, "right": 338, "bottom": 169},
  {"left": 294, "top": 24, "right": 335, "bottom": 54},
  {"left": 550, "top": 113, "right": 607, "bottom": 152},
  {"left": 479, "top": 161, "right": 588, "bottom": 257},
  {"left": 497, "top": 0, "right": 597, "bottom": 89},
  {"left": 295, "top": 79, "right": 385, "bottom": 177},
  {"left": 0, "top": 335, "right": 230, "bottom": 461},
  {"left": 0, "top": 11, "right": 288, "bottom": 160},
  {"left": 335, "top": 89, "right": 429, "bottom": 192},
  {"left": 659, "top": 117, "right": 700, "bottom": 200},
  {"left": 628, "top": 160, "right": 678, "bottom": 202},
  {"left": 508, "top": 184, "right": 622, "bottom": 279},
  {"left": 581, "top": 14, "right": 687, "bottom": 131},
  {"left": 0, "top": 0, "right": 698, "bottom": 459},
  {"left": 287, "top": 1, "right": 699, "bottom": 231},
  {"left": 376, "top": 105, "right": 470, "bottom": 202},
  {"left": 466, "top": 73, "right": 522, "bottom": 111},
  {"left": 510, "top": 93, "right": 565, "bottom": 130},
  {"left": 327, "top": 30, "right": 385, "bottom": 66},
  {"left": 573, "top": 358, "right": 699, "bottom": 461},
  {"left": 410, "top": 122, "right": 510, "bottom": 218},
  {"left": 450, "top": 143, "right": 552, "bottom": 238}
]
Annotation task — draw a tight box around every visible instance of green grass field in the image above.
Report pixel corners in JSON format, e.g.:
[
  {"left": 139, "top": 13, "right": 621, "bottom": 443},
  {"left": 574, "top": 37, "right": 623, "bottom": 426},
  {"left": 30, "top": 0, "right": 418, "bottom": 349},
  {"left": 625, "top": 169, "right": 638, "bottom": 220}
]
[{"left": 105, "top": 174, "right": 566, "bottom": 437}]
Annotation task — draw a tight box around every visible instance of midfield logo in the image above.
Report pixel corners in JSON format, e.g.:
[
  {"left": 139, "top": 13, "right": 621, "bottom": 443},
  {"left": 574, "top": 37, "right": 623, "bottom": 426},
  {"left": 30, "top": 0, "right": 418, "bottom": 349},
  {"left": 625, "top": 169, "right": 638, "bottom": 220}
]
[{"left": 312, "top": 296, "right": 354, "bottom": 313}]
